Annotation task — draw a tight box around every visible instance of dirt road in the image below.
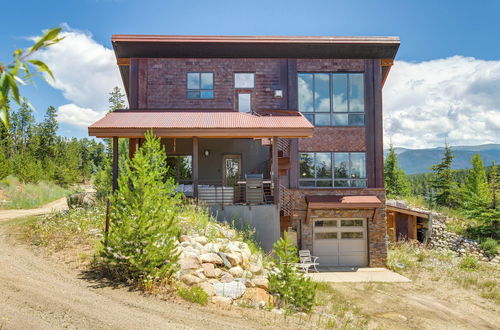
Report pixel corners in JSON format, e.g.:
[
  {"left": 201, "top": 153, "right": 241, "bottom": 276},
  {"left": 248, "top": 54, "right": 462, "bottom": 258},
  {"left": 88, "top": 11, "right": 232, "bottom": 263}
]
[{"left": 0, "top": 197, "right": 68, "bottom": 221}]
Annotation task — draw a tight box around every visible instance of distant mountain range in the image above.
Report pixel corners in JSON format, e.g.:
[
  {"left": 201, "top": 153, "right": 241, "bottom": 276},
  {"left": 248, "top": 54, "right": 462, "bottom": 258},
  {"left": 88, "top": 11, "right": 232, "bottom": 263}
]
[{"left": 384, "top": 144, "right": 500, "bottom": 175}]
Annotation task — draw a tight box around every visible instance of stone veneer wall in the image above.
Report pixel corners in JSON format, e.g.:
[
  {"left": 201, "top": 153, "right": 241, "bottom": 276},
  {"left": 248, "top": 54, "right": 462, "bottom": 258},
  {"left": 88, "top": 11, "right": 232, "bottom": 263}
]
[{"left": 289, "top": 188, "right": 387, "bottom": 267}]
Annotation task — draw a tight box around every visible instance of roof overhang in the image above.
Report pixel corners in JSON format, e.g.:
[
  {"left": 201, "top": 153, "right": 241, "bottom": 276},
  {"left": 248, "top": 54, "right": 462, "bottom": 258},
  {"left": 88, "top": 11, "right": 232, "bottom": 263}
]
[
  {"left": 305, "top": 195, "right": 383, "bottom": 223},
  {"left": 112, "top": 35, "right": 400, "bottom": 59},
  {"left": 386, "top": 205, "right": 430, "bottom": 219},
  {"left": 88, "top": 110, "right": 314, "bottom": 138}
]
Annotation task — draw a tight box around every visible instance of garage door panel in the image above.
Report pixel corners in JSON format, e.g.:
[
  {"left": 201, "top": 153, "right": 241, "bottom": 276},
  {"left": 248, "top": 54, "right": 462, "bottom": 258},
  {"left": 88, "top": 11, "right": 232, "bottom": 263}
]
[
  {"left": 315, "top": 242, "right": 339, "bottom": 255},
  {"left": 313, "top": 218, "right": 368, "bottom": 267},
  {"left": 339, "top": 255, "right": 366, "bottom": 266},
  {"left": 339, "top": 240, "right": 366, "bottom": 253}
]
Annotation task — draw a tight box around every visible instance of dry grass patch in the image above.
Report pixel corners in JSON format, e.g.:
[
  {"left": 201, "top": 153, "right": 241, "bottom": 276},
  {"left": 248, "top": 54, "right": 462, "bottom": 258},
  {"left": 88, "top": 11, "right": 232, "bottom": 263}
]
[{"left": 388, "top": 241, "right": 499, "bottom": 304}]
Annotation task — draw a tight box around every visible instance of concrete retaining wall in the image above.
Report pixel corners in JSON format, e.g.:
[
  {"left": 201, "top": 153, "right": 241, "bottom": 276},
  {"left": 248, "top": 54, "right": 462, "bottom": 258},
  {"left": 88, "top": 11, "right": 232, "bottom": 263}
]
[{"left": 210, "top": 205, "right": 280, "bottom": 252}]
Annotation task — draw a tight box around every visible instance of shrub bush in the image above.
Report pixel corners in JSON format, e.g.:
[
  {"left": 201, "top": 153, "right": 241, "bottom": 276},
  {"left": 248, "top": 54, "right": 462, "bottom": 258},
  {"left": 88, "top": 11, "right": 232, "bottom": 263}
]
[
  {"left": 480, "top": 238, "right": 498, "bottom": 258},
  {"left": 458, "top": 255, "right": 479, "bottom": 271},
  {"left": 268, "top": 233, "right": 317, "bottom": 313},
  {"left": 98, "top": 131, "right": 181, "bottom": 283},
  {"left": 177, "top": 286, "right": 209, "bottom": 306}
]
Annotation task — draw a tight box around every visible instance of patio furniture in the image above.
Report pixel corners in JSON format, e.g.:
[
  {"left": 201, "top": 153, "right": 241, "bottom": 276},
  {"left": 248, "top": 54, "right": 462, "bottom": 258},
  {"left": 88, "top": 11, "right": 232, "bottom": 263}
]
[
  {"left": 245, "top": 174, "right": 264, "bottom": 204},
  {"left": 297, "top": 250, "right": 319, "bottom": 273}
]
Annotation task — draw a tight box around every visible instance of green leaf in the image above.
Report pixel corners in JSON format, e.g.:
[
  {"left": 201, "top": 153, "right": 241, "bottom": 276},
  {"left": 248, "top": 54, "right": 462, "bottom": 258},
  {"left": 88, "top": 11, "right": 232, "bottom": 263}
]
[
  {"left": 12, "top": 48, "right": 23, "bottom": 58},
  {"left": 30, "top": 27, "right": 62, "bottom": 52},
  {"left": 6, "top": 74, "right": 20, "bottom": 105},
  {"left": 0, "top": 73, "right": 10, "bottom": 97},
  {"left": 28, "top": 60, "right": 54, "bottom": 80},
  {"left": 0, "top": 108, "right": 8, "bottom": 130}
]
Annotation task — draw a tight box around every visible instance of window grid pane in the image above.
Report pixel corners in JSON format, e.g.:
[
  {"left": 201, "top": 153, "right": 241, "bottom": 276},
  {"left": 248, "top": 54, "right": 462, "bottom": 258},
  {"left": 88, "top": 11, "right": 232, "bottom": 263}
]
[
  {"left": 187, "top": 72, "right": 214, "bottom": 99},
  {"left": 298, "top": 72, "right": 364, "bottom": 126},
  {"left": 299, "top": 152, "right": 367, "bottom": 188}
]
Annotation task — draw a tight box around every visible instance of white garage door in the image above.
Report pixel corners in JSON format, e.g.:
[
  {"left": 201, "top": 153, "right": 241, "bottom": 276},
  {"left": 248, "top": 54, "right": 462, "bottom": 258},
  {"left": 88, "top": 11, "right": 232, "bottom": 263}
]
[{"left": 313, "top": 218, "right": 368, "bottom": 267}]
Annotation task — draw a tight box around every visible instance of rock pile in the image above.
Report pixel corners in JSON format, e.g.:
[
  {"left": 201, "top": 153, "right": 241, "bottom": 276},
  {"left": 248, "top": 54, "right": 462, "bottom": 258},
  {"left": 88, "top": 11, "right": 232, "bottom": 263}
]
[
  {"left": 175, "top": 230, "right": 273, "bottom": 307},
  {"left": 387, "top": 200, "right": 499, "bottom": 263}
]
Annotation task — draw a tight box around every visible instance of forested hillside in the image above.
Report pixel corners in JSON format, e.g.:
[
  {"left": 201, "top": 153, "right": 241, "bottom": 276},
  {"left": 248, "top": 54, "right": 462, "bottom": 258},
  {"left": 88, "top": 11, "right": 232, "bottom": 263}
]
[{"left": 385, "top": 144, "right": 500, "bottom": 174}]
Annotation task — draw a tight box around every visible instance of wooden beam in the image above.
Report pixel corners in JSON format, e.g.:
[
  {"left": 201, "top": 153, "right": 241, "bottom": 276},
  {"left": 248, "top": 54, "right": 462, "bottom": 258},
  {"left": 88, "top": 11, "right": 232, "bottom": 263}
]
[
  {"left": 272, "top": 136, "right": 280, "bottom": 207},
  {"left": 192, "top": 137, "right": 199, "bottom": 198},
  {"left": 112, "top": 137, "right": 119, "bottom": 192},
  {"left": 386, "top": 205, "right": 429, "bottom": 219},
  {"left": 117, "top": 58, "right": 130, "bottom": 66}
]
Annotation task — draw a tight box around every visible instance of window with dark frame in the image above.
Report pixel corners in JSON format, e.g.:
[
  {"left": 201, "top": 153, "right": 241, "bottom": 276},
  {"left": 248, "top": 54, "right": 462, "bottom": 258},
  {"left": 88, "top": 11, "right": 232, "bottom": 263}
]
[
  {"left": 298, "top": 73, "right": 364, "bottom": 126},
  {"left": 187, "top": 72, "right": 214, "bottom": 99},
  {"left": 299, "top": 152, "right": 367, "bottom": 188}
]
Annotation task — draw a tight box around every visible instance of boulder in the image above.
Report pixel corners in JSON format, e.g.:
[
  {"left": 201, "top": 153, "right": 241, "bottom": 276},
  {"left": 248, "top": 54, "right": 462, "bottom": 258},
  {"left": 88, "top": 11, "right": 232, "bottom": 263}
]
[
  {"left": 180, "top": 274, "right": 202, "bottom": 285},
  {"left": 225, "top": 243, "right": 241, "bottom": 253},
  {"left": 202, "top": 263, "right": 222, "bottom": 278},
  {"left": 179, "top": 235, "right": 190, "bottom": 243},
  {"left": 228, "top": 266, "right": 244, "bottom": 278},
  {"left": 217, "top": 252, "right": 233, "bottom": 269},
  {"left": 220, "top": 272, "right": 235, "bottom": 283},
  {"left": 252, "top": 276, "right": 269, "bottom": 290},
  {"left": 179, "top": 254, "right": 201, "bottom": 270},
  {"left": 225, "top": 253, "right": 242, "bottom": 267},
  {"left": 200, "top": 253, "right": 223, "bottom": 265},
  {"left": 202, "top": 243, "right": 220, "bottom": 254},
  {"left": 240, "top": 288, "right": 273, "bottom": 307},
  {"left": 213, "top": 280, "right": 246, "bottom": 299},
  {"left": 198, "top": 282, "right": 216, "bottom": 297},
  {"left": 194, "top": 236, "right": 208, "bottom": 245}
]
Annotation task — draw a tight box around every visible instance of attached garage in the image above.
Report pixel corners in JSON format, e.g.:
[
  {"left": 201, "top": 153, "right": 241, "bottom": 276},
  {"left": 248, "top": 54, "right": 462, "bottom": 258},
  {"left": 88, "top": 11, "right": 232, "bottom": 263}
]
[{"left": 313, "top": 218, "right": 368, "bottom": 266}]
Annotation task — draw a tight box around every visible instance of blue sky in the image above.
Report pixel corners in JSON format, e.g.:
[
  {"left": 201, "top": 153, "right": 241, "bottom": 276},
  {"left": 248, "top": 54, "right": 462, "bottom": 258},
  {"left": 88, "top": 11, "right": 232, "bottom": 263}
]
[{"left": 1, "top": 0, "right": 499, "bottom": 147}]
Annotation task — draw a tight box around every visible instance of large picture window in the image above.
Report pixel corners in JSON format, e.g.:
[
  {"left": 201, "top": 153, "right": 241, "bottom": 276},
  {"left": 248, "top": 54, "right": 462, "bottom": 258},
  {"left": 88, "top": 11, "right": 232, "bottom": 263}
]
[
  {"left": 299, "top": 152, "right": 366, "bottom": 188},
  {"left": 187, "top": 72, "right": 214, "bottom": 99},
  {"left": 298, "top": 73, "right": 364, "bottom": 126}
]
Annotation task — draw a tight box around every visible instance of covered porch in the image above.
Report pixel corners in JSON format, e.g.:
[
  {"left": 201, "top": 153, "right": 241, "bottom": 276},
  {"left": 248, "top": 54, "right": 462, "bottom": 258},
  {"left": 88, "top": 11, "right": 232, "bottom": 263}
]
[{"left": 88, "top": 110, "right": 313, "bottom": 207}]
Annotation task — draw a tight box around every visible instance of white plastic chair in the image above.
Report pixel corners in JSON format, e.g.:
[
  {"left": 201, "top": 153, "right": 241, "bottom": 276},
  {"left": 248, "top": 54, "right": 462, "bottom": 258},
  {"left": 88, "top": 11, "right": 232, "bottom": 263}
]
[{"left": 297, "top": 250, "right": 319, "bottom": 273}]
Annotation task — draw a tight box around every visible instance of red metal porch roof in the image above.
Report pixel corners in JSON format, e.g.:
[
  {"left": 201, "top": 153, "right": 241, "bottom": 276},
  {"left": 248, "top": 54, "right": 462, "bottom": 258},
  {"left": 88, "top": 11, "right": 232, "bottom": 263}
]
[{"left": 88, "top": 110, "right": 314, "bottom": 138}]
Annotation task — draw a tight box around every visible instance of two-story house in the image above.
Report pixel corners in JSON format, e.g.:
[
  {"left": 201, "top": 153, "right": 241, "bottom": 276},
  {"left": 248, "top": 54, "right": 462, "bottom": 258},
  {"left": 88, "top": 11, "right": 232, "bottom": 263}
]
[{"left": 89, "top": 35, "right": 399, "bottom": 267}]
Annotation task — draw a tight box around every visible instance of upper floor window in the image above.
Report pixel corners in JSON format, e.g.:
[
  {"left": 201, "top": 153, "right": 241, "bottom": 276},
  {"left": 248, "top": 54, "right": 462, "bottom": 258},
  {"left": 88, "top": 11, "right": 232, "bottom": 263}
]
[
  {"left": 187, "top": 72, "right": 214, "bottom": 99},
  {"left": 234, "top": 73, "right": 255, "bottom": 88},
  {"left": 298, "top": 73, "right": 364, "bottom": 126},
  {"left": 299, "top": 152, "right": 366, "bottom": 188}
]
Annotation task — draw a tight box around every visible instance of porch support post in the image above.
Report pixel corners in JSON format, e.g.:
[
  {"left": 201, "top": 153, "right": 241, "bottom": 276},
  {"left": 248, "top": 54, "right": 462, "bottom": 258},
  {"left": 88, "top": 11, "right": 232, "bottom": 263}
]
[
  {"left": 112, "top": 136, "right": 119, "bottom": 192},
  {"left": 128, "top": 138, "right": 138, "bottom": 159},
  {"left": 272, "top": 136, "right": 280, "bottom": 206},
  {"left": 193, "top": 137, "right": 199, "bottom": 198}
]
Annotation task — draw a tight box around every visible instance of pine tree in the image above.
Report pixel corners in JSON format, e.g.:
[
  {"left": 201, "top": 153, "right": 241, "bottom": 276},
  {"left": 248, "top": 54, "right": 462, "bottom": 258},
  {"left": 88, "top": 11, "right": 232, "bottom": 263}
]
[
  {"left": 100, "top": 131, "right": 181, "bottom": 282},
  {"left": 384, "top": 144, "right": 411, "bottom": 197},
  {"left": 108, "top": 86, "right": 127, "bottom": 113},
  {"left": 463, "top": 154, "right": 491, "bottom": 201},
  {"left": 431, "top": 143, "right": 458, "bottom": 207}
]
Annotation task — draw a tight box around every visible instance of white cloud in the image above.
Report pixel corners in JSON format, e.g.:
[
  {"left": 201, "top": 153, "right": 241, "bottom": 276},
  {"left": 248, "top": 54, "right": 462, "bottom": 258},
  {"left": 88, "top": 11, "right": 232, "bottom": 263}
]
[
  {"left": 384, "top": 56, "right": 500, "bottom": 148},
  {"left": 57, "top": 104, "right": 103, "bottom": 127},
  {"left": 33, "top": 25, "right": 124, "bottom": 128}
]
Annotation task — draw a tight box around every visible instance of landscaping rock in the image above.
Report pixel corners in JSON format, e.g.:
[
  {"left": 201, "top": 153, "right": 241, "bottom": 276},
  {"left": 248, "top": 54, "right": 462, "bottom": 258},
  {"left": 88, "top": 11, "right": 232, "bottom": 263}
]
[
  {"left": 220, "top": 272, "right": 235, "bottom": 283},
  {"left": 199, "top": 282, "right": 216, "bottom": 297},
  {"left": 200, "top": 253, "right": 223, "bottom": 265},
  {"left": 202, "top": 263, "right": 222, "bottom": 278},
  {"left": 252, "top": 276, "right": 269, "bottom": 290},
  {"left": 194, "top": 236, "right": 208, "bottom": 245},
  {"left": 213, "top": 280, "right": 246, "bottom": 299},
  {"left": 241, "top": 288, "right": 272, "bottom": 307},
  {"left": 228, "top": 266, "right": 244, "bottom": 278},
  {"left": 180, "top": 274, "right": 202, "bottom": 285},
  {"left": 217, "top": 252, "right": 233, "bottom": 269},
  {"left": 225, "top": 253, "right": 242, "bottom": 267},
  {"left": 179, "top": 254, "right": 201, "bottom": 270}
]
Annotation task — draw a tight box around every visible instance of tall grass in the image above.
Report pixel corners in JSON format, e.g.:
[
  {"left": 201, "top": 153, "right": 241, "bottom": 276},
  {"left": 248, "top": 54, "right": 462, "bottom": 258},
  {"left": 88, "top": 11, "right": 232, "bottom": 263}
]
[{"left": 0, "top": 176, "right": 71, "bottom": 209}]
